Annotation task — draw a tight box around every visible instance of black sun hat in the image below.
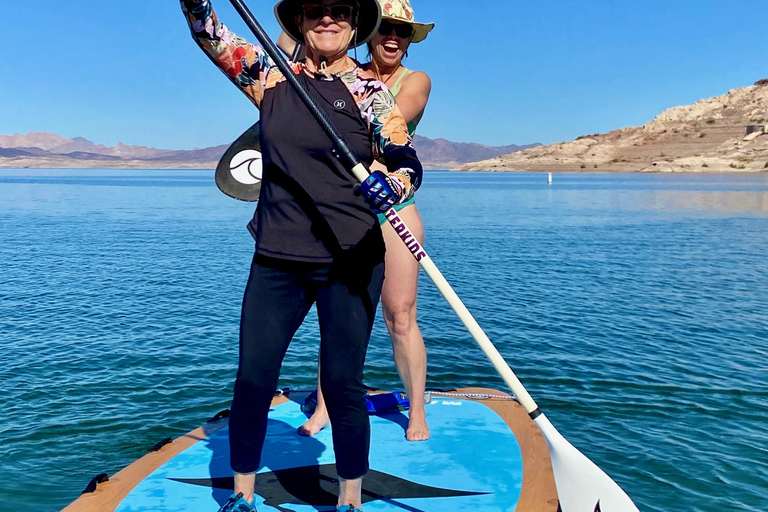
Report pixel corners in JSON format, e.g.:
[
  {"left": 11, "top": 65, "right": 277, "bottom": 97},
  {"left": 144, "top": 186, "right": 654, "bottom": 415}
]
[{"left": 275, "top": 0, "right": 382, "bottom": 47}]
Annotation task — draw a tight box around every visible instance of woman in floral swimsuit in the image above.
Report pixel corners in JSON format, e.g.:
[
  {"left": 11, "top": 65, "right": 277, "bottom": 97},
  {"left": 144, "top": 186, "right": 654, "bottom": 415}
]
[{"left": 286, "top": 0, "right": 436, "bottom": 443}]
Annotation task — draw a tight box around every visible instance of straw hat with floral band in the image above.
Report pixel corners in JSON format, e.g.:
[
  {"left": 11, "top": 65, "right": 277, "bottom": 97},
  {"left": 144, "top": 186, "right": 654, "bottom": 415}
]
[
  {"left": 378, "top": 0, "right": 434, "bottom": 43},
  {"left": 275, "top": 0, "right": 382, "bottom": 48}
]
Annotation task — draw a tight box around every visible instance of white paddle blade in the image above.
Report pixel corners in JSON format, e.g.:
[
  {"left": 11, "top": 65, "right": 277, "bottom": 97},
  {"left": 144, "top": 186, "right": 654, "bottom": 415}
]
[{"left": 534, "top": 414, "right": 639, "bottom": 512}]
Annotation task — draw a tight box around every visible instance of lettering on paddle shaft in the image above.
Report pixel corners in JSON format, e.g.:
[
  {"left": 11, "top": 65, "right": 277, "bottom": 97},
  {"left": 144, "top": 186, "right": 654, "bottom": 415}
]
[{"left": 385, "top": 209, "right": 426, "bottom": 261}]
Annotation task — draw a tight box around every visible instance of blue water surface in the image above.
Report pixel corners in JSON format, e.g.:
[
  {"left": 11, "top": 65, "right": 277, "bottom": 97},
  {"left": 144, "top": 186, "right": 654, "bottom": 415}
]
[{"left": 1, "top": 169, "right": 767, "bottom": 512}]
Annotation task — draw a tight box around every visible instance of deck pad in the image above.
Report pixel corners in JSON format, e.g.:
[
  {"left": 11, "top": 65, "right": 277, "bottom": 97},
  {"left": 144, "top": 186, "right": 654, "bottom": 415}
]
[{"left": 115, "top": 397, "right": 524, "bottom": 511}]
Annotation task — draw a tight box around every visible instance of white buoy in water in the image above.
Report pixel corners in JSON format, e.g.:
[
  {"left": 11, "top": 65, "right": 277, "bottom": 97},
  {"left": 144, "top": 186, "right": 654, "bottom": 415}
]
[{"left": 548, "top": 172, "right": 553, "bottom": 185}]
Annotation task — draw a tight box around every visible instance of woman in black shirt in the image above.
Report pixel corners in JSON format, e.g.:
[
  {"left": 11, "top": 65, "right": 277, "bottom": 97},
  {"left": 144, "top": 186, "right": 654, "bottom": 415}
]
[{"left": 181, "top": 0, "right": 422, "bottom": 510}]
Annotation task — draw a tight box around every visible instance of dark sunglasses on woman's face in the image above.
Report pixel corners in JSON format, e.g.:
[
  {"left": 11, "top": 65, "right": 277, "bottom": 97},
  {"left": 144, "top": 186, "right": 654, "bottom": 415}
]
[
  {"left": 378, "top": 21, "right": 414, "bottom": 39},
  {"left": 302, "top": 3, "right": 355, "bottom": 22}
]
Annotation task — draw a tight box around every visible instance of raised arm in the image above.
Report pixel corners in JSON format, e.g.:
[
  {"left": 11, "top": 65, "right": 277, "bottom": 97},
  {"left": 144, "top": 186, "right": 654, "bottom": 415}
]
[
  {"left": 394, "top": 71, "right": 432, "bottom": 125},
  {"left": 276, "top": 31, "right": 297, "bottom": 56},
  {"left": 180, "top": 0, "right": 274, "bottom": 107}
]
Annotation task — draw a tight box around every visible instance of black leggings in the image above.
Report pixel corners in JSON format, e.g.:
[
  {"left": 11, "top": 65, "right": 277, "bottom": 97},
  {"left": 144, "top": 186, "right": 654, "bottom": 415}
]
[{"left": 229, "top": 257, "right": 384, "bottom": 479}]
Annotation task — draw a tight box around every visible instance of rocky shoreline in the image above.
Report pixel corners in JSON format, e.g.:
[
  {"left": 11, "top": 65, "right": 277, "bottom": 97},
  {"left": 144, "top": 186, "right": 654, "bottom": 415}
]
[
  {"left": 461, "top": 81, "right": 768, "bottom": 173},
  {"left": 5, "top": 81, "right": 767, "bottom": 173}
]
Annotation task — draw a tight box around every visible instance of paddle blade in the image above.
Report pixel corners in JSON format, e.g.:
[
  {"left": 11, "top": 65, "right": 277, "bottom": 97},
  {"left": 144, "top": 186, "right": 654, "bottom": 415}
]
[{"left": 534, "top": 414, "right": 639, "bottom": 512}]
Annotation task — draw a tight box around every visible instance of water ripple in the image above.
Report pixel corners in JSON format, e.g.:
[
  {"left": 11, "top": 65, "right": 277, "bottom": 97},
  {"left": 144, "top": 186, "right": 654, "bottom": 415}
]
[{"left": 1, "top": 171, "right": 767, "bottom": 511}]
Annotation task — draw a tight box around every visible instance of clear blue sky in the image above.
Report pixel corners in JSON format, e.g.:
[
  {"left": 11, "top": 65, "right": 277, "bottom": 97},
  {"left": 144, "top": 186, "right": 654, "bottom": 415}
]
[{"left": 2, "top": 0, "right": 766, "bottom": 149}]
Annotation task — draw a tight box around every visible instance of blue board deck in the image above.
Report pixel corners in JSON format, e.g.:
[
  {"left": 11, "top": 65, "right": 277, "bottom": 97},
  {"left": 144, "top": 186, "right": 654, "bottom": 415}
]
[{"left": 64, "top": 389, "right": 558, "bottom": 512}]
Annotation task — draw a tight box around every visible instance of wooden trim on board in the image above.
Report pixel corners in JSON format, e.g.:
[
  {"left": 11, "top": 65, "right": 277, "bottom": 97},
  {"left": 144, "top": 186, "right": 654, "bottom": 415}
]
[
  {"left": 60, "top": 397, "right": 290, "bottom": 512},
  {"left": 62, "top": 390, "right": 557, "bottom": 511},
  {"left": 454, "top": 387, "right": 559, "bottom": 512}
]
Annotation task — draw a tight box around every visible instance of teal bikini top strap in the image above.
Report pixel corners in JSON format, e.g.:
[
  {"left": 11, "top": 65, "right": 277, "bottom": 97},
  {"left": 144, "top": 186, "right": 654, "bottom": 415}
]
[{"left": 390, "top": 67, "right": 410, "bottom": 96}]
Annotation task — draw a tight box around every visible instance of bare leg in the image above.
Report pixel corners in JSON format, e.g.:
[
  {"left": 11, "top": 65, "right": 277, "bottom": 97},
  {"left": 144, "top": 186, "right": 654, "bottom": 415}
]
[
  {"left": 381, "top": 204, "right": 429, "bottom": 441},
  {"left": 338, "top": 477, "right": 363, "bottom": 509},
  {"left": 298, "top": 350, "right": 331, "bottom": 436},
  {"left": 233, "top": 472, "right": 256, "bottom": 505}
]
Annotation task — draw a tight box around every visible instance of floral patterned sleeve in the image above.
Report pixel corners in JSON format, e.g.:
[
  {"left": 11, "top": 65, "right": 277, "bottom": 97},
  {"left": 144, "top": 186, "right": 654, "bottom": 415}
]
[
  {"left": 181, "top": 0, "right": 280, "bottom": 108},
  {"left": 346, "top": 75, "right": 423, "bottom": 202}
]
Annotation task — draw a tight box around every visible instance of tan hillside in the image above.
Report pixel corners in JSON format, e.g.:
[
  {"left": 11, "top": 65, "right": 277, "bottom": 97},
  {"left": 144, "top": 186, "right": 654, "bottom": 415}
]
[{"left": 461, "top": 80, "right": 768, "bottom": 173}]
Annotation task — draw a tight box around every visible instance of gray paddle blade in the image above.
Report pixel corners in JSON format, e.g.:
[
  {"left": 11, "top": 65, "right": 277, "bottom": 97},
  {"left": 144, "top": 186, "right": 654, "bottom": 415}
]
[{"left": 215, "top": 122, "right": 262, "bottom": 202}]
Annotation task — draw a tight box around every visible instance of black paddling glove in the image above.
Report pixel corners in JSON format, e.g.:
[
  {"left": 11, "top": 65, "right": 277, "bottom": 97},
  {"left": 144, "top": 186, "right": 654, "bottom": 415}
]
[{"left": 382, "top": 145, "right": 423, "bottom": 194}]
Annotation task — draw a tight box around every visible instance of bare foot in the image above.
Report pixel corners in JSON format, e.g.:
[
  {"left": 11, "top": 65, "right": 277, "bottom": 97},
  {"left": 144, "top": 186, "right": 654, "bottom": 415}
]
[
  {"left": 298, "top": 410, "right": 331, "bottom": 437},
  {"left": 406, "top": 408, "right": 429, "bottom": 441}
]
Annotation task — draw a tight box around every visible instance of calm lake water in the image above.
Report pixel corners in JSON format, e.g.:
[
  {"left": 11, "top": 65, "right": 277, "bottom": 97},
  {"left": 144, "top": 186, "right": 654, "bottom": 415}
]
[{"left": 1, "top": 169, "right": 767, "bottom": 512}]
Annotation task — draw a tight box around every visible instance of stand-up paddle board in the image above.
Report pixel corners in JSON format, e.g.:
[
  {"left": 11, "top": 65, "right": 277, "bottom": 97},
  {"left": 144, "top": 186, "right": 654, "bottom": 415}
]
[
  {"left": 63, "top": 388, "right": 558, "bottom": 511},
  {"left": 215, "top": 122, "right": 262, "bottom": 202}
]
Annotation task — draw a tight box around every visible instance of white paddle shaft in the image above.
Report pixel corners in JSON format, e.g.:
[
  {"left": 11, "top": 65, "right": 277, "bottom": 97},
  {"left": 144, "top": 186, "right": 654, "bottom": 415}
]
[
  {"left": 350, "top": 164, "right": 538, "bottom": 414},
  {"left": 352, "top": 164, "right": 640, "bottom": 511}
]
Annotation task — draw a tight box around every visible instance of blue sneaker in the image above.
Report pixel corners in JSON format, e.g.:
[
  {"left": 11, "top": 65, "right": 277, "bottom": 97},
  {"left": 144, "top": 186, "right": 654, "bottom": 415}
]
[
  {"left": 337, "top": 506, "right": 362, "bottom": 512},
  {"left": 218, "top": 492, "right": 256, "bottom": 512}
]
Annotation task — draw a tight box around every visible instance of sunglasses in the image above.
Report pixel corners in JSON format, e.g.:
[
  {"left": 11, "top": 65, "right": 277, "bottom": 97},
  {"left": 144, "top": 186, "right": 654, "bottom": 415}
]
[
  {"left": 301, "top": 3, "right": 356, "bottom": 22},
  {"left": 378, "top": 21, "right": 414, "bottom": 39}
]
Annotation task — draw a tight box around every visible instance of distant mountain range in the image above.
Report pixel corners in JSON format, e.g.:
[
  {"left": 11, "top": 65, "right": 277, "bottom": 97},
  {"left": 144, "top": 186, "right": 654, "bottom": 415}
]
[
  {"left": 412, "top": 136, "right": 540, "bottom": 169},
  {"left": 0, "top": 132, "right": 230, "bottom": 165},
  {"left": 0, "top": 131, "right": 540, "bottom": 171}
]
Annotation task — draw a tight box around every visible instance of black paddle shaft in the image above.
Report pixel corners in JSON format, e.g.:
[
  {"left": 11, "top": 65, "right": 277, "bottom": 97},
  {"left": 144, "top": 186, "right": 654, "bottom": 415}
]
[{"left": 228, "top": 0, "right": 363, "bottom": 172}]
